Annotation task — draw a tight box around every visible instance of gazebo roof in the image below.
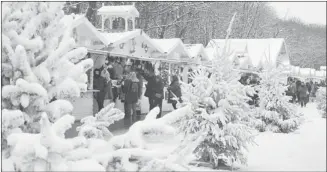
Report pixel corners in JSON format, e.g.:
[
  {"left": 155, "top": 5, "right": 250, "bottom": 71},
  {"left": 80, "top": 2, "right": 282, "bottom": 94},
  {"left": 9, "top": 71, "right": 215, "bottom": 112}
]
[{"left": 97, "top": 5, "right": 139, "bottom": 18}]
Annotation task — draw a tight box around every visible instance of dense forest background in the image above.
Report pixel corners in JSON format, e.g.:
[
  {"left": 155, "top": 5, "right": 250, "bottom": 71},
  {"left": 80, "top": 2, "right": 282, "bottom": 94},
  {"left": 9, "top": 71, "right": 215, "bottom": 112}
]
[{"left": 64, "top": 1, "right": 326, "bottom": 70}]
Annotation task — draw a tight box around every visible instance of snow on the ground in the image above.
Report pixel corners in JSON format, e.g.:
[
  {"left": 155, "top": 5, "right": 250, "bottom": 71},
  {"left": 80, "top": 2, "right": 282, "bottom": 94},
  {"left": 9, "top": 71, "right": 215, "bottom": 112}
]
[
  {"left": 240, "top": 103, "right": 326, "bottom": 171},
  {"left": 104, "top": 102, "right": 325, "bottom": 171}
]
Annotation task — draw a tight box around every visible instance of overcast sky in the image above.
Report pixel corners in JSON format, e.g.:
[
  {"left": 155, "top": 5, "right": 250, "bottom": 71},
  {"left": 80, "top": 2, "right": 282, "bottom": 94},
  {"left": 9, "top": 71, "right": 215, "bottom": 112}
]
[{"left": 269, "top": 2, "right": 326, "bottom": 25}]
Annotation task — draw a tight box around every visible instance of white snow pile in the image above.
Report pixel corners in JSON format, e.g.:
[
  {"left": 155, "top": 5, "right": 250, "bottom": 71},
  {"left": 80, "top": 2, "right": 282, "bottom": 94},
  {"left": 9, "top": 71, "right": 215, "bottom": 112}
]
[{"left": 239, "top": 103, "right": 326, "bottom": 171}]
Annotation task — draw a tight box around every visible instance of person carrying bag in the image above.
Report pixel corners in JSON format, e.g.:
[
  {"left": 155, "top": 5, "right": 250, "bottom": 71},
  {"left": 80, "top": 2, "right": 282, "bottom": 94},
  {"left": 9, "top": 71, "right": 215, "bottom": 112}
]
[{"left": 167, "top": 75, "right": 182, "bottom": 110}]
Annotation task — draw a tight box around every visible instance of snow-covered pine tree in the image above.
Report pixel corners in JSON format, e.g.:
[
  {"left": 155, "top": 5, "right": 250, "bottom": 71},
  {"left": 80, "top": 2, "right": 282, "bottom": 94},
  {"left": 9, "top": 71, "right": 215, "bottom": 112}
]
[
  {"left": 2, "top": 2, "right": 92, "bottom": 149},
  {"left": 254, "top": 60, "right": 303, "bottom": 133},
  {"left": 3, "top": 112, "right": 106, "bottom": 171},
  {"left": 86, "top": 106, "right": 194, "bottom": 171},
  {"left": 77, "top": 103, "right": 124, "bottom": 139},
  {"left": 175, "top": 13, "right": 257, "bottom": 169},
  {"left": 316, "top": 87, "right": 326, "bottom": 118}
]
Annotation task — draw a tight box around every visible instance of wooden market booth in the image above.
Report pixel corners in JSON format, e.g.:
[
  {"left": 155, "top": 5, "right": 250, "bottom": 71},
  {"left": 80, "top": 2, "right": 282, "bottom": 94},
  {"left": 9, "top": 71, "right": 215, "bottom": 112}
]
[{"left": 67, "top": 4, "right": 205, "bottom": 119}]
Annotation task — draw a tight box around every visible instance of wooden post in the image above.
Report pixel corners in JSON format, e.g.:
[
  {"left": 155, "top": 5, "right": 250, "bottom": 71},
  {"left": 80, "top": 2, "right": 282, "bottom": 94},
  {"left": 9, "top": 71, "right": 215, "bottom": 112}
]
[
  {"left": 101, "top": 3, "right": 105, "bottom": 32},
  {"left": 125, "top": 17, "right": 128, "bottom": 31},
  {"left": 132, "top": 17, "right": 135, "bottom": 30},
  {"left": 168, "top": 63, "right": 171, "bottom": 84},
  {"left": 109, "top": 18, "right": 113, "bottom": 30},
  {"left": 101, "top": 15, "right": 105, "bottom": 32},
  {"left": 90, "top": 67, "right": 94, "bottom": 90}
]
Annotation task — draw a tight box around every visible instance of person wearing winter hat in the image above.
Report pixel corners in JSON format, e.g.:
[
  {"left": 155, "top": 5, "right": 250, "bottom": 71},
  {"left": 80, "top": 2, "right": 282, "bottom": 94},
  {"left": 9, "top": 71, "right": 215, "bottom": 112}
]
[
  {"left": 167, "top": 75, "right": 182, "bottom": 110},
  {"left": 122, "top": 72, "right": 140, "bottom": 118}
]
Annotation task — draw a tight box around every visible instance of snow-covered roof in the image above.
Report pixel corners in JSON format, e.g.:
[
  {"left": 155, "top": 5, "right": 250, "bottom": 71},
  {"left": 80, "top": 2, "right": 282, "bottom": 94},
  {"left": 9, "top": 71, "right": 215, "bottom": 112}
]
[
  {"left": 97, "top": 5, "right": 139, "bottom": 18},
  {"left": 320, "top": 66, "right": 326, "bottom": 71},
  {"left": 316, "top": 70, "right": 326, "bottom": 77},
  {"left": 100, "top": 29, "right": 164, "bottom": 53},
  {"left": 299, "top": 68, "right": 312, "bottom": 76},
  {"left": 152, "top": 38, "right": 190, "bottom": 57},
  {"left": 206, "top": 38, "right": 289, "bottom": 68},
  {"left": 185, "top": 44, "right": 209, "bottom": 61},
  {"left": 61, "top": 15, "right": 110, "bottom": 46}
]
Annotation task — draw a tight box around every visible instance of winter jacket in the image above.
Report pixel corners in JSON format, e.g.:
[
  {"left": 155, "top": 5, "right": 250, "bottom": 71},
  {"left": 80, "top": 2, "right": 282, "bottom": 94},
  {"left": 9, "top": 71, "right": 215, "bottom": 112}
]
[
  {"left": 152, "top": 75, "right": 165, "bottom": 99},
  {"left": 142, "top": 71, "right": 156, "bottom": 98},
  {"left": 123, "top": 79, "right": 139, "bottom": 104},
  {"left": 94, "top": 76, "right": 112, "bottom": 101},
  {"left": 113, "top": 63, "right": 124, "bottom": 79},
  {"left": 298, "top": 85, "right": 308, "bottom": 98},
  {"left": 104, "top": 80, "right": 113, "bottom": 100},
  {"left": 306, "top": 83, "right": 312, "bottom": 93},
  {"left": 290, "top": 83, "right": 297, "bottom": 94},
  {"left": 167, "top": 78, "right": 182, "bottom": 104}
]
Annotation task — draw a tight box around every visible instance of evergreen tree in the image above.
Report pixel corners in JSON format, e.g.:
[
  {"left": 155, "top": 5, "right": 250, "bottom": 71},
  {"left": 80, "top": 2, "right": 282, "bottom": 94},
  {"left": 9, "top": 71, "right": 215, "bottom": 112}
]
[
  {"left": 1, "top": 2, "right": 94, "bottom": 149},
  {"left": 254, "top": 62, "right": 303, "bottom": 133},
  {"left": 175, "top": 13, "right": 257, "bottom": 169}
]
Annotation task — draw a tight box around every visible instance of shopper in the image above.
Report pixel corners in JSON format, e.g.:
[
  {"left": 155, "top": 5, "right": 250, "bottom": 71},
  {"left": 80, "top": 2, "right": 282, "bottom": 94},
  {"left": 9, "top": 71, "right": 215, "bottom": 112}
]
[
  {"left": 167, "top": 75, "right": 182, "bottom": 109},
  {"left": 123, "top": 72, "right": 140, "bottom": 118}
]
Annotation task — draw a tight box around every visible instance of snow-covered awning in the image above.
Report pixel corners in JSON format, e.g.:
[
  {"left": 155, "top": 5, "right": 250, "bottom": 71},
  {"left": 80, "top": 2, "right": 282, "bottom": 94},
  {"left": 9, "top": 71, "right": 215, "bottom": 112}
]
[
  {"left": 97, "top": 5, "right": 139, "bottom": 18},
  {"left": 316, "top": 70, "right": 326, "bottom": 78},
  {"left": 63, "top": 15, "right": 165, "bottom": 56},
  {"left": 185, "top": 44, "right": 210, "bottom": 62},
  {"left": 61, "top": 15, "right": 110, "bottom": 48},
  {"left": 152, "top": 38, "right": 190, "bottom": 60},
  {"left": 206, "top": 38, "right": 289, "bottom": 68},
  {"left": 100, "top": 29, "right": 164, "bottom": 53}
]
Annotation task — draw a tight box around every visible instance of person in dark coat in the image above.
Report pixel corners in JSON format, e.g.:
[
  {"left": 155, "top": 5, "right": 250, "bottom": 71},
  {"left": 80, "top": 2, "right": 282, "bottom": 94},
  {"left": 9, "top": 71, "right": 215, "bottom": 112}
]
[
  {"left": 167, "top": 75, "right": 182, "bottom": 110},
  {"left": 152, "top": 74, "right": 164, "bottom": 118},
  {"left": 141, "top": 68, "right": 164, "bottom": 118},
  {"left": 141, "top": 68, "right": 156, "bottom": 111},
  {"left": 122, "top": 72, "right": 140, "bottom": 118},
  {"left": 298, "top": 82, "right": 308, "bottom": 108},
  {"left": 94, "top": 68, "right": 112, "bottom": 111},
  {"left": 295, "top": 80, "right": 302, "bottom": 103},
  {"left": 306, "top": 82, "right": 312, "bottom": 96}
]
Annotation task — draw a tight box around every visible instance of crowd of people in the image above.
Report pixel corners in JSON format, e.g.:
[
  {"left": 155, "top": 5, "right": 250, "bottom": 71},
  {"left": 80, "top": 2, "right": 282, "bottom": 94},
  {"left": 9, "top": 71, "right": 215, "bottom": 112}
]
[
  {"left": 286, "top": 79, "right": 320, "bottom": 107},
  {"left": 239, "top": 73, "right": 325, "bottom": 108},
  {"left": 93, "top": 56, "right": 182, "bottom": 119}
]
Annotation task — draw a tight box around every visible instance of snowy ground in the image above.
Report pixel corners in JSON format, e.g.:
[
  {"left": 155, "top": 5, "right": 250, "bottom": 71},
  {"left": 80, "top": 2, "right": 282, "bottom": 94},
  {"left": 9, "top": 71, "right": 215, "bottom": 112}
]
[
  {"left": 144, "top": 102, "right": 326, "bottom": 171},
  {"left": 66, "top": 102, "right": 326, "bottom": 171},
  {"left": 240, "top": 102, "right": 326, "bottom": 171}
]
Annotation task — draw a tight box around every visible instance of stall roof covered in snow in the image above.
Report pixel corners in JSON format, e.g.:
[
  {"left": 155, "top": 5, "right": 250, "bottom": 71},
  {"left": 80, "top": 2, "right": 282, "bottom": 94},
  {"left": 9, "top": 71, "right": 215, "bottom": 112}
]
[
  {"left": 152, "top": 38, "right": 189, "bottom": 56},
  {"left": 316, "top": 70, "right": 326, "bottom": 77},
  {"left": 97, "top": 5, "right": 139, "bottom": 18},
  {"left": 100, "top": 29, "right": 164, "bottom": 53},
  {"left": 63, "top": 15, "right": 164, "bottom": 53},
  {"left": 185, "top": 44, "right": 209, "bottom": 61},
  {"left": 206, "top": 38, "right": 289, "bottom": 68},
  {"left": 61, "top": 15, "right": 110, "bottom": 47}
]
